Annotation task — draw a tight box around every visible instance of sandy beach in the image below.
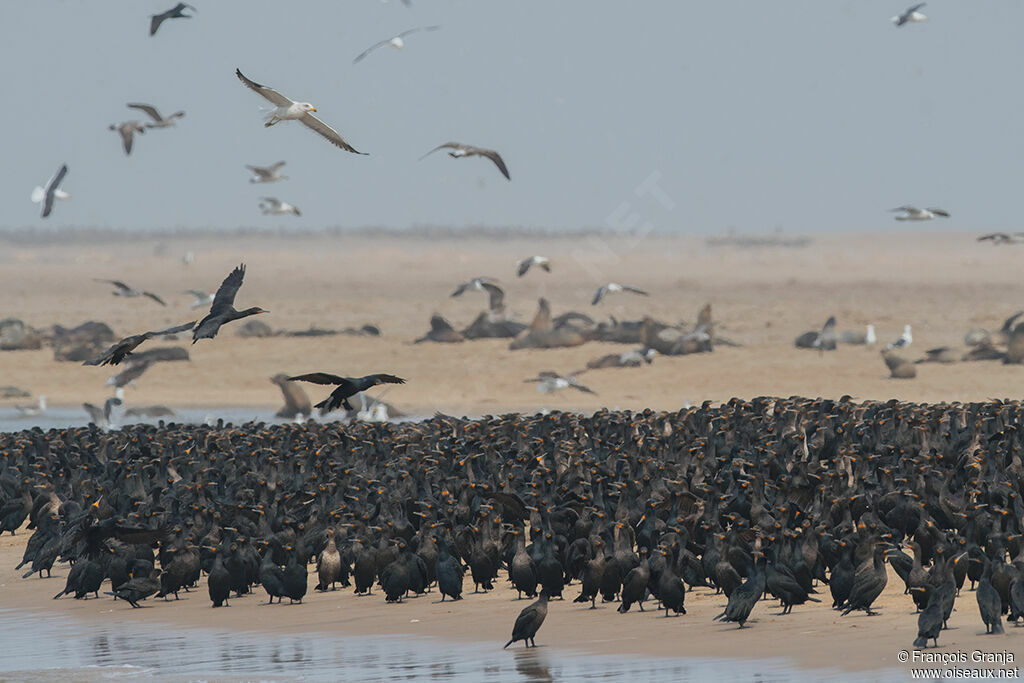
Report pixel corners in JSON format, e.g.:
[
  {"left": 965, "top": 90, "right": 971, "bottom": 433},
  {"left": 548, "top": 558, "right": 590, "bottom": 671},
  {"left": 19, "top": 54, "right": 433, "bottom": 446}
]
[
  {"left": 2, "top": 229, "right": 1024, "bottom": 418},
  {"left": 3, "top": 229, "right": 1024, "bottom": 678}
]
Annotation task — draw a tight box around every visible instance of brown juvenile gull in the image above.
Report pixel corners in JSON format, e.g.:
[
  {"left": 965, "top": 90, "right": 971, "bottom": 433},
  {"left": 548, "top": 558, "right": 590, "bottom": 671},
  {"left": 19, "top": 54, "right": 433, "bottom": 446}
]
[
  {"left": 420, "top": 142, "right": 510, "bottom": 180},
  {"left": 109, "top": 121, "right": 145, "bottom": 156},
  {"left": 247, "top": 161, "right": 288, "bottom": 184},
  {"left": 353, "top": 26, "right": 441, "bottom": 64},
  {"left": 150, "top": 3, "right": 196, "bottom": 36},
  {"left": 127, "top": 103, "right": 185, "bottom": 128},
  {"left": 236, "top": 69, "right": 366, "bottom": 154},
  {"left": 94, "top": 279, "right": 166, "bottom": 306}
]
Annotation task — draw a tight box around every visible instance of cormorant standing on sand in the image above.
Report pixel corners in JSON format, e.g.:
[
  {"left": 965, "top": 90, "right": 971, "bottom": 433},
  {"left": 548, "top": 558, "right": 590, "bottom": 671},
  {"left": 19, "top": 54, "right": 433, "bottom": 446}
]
[{"left": 504, "top": 593, "right": 549, "bottom": 648}]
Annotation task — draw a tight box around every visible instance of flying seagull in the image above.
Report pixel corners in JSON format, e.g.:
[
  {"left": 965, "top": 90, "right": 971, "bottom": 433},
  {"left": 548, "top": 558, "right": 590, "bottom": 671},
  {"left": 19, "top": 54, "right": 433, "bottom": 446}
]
[
  {"left": 591, "top": 283, "right": 649, "bottom": 306},
  {"left": 978, "top": 233, "right": 1024, "bottom": 245},
  {"left": 84, "top": 321, "right": 196, "bottom": 366},
  {"left": 83, "top": 397, "right": 122, "bottom": 429},
  {"left": 109, "top": 121, "right": 146, "bottom": 155},
  {"left": 31, "top": 164, "right": 70, "bottom": 219},
  {"left": 892, "top": 3, "right": 927, "bottom": 26},
  {"left": 287, "top": 373, "right": 406, "bottom": 414},
  {"left": 150, "top": 3, "right": 196, "bottom": 36},
  {"left": 94, "top": 279, "right": 166, "bottom": 306},
  {"left": 259, "top": 197, "right": 301, "bottom": 216},
  {"left": 247, "top": 161, "right": 288, "bottom": 183},
  {"left": 516, "top": 256, "right": 551, "bottom": 277},
  {"left": 450, "top": 277, "right": 499, "bottom": 298},
  {"left": 451, "top": 278, "right": 505, "bottom": 311},
  {"left": 420, "top": 142, "right": 510, "bottom": 180},
  {"left": 353, "top": 26, "right": 441, "bottom": 64},
  {"left": 193, "top": 263, "right": 269, "bottom": 343},
  {"left": 891, "top": 206, "right": 949, "bottom": 221},
  {"left": 525, "top": 371, "right": 595, "bottom": 395},
  {"left": 185, "top": 289, "right": 214, "bottom": 309},
  {"left": 886, "top": 324, "right": 913, "bottom": 350},
  {"left": 235, "top": 69, "right": 366, "bottom": 154},
  {"left": 127, "top": 103, "right": 185, "bottom": 128}
]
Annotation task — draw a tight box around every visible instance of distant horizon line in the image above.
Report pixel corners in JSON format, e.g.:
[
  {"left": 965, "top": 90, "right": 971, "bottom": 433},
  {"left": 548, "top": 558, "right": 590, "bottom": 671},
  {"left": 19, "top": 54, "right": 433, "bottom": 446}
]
[{"left": 0, "top": 223, "right": 983, "bottom": 246}]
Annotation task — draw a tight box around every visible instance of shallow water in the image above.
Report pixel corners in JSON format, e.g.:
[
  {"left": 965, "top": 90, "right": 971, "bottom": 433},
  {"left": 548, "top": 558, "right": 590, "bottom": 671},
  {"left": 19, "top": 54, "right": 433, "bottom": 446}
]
[
  {"left": 0, "top": 608, "right": 904, "bottom": 682},
  {"left": 0, "top": 406, "right": 426, "bottom": 434}
]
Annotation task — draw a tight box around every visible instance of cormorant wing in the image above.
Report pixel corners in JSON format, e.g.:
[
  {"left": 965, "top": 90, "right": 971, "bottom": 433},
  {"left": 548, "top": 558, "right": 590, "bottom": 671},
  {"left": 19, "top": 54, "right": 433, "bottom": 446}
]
[
  {"left": 358, "top": 374, "right": 406, "bottom": 389},
  {"left": 145, "top": 320, "right": 196, "bottom": 338},
  {"left": 208, "top": 264, "right": 246, "bottom": 314},
  {"left": 482, "top": 491, "right": 529, "bottom": 521},
  {"left": 288, "top": 372, "right": 348, "bottom": 386},
  {"left": 150, "top": 11, "right": 169, "bottom": 36}
]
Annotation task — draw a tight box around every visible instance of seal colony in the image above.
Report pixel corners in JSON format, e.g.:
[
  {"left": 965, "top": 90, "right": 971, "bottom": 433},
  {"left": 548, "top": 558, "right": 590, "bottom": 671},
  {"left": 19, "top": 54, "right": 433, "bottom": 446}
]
[{"left": 4, "top": 396, "right": 1024, "bottom": 654}]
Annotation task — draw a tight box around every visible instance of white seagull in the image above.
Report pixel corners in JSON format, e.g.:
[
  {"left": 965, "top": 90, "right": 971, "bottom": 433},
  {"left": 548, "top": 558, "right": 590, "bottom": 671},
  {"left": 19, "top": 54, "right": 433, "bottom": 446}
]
[
  {"left": 891, "top": 206, "right": 949, "bottom": 221},
  {"left": 14, "top": 396, "right": 47, "bottom": 417},
  {"left": 247, "top": 161, "right": 288, "bottom": 184},
  {"left": 235, "top": 69, "right": 366, "bottom": 154},
  {"left": 892, "top": 3, "right": 927, "bottom": 26},
  {"left": 353, "top": 26, "right": 442, "bottom": 64},
  {"left": 127, "top": 103, "right": 185, "bottom": 129},
  {"left": 31, "top": 164, "right": 70, "bottom": 219},
  {"left": 450, "top": 276, "right": 499, "bottom": 298},
  {"left": 525, "top": 371, "right": 596, "bottom": 395},
  {"left": 185, "top": 289, "right": 214, "bottom": 309},
  {"left": 259, "top": 197, "right": 301, "bottom": 216},
  {"left": 516, "top": 256, "right": 551, "bottom": 277},
  {"left": 109, "top": 121, "right": 146, "bottom": 155},
  {"left": 592, "top": 282, "right": 649, "bottom": 306},
  {"left": 886, "top": 325, "right": 913, "bottom": 350}
]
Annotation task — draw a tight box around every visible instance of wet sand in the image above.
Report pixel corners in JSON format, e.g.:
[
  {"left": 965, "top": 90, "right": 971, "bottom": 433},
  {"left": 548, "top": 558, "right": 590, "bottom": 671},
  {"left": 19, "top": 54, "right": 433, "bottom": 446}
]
[
  {"left": 0, "top": 529, "right": 1018, "bottom": 675},
  {"left": 2, "top": 230, "right": 1024, "bottom": 418}
]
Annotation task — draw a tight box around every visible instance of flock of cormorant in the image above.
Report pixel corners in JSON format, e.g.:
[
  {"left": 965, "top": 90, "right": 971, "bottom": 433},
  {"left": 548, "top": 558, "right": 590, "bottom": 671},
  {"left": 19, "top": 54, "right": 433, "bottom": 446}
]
[{"left": 3, "top": 396, "right": 1023, "bottom": 654}]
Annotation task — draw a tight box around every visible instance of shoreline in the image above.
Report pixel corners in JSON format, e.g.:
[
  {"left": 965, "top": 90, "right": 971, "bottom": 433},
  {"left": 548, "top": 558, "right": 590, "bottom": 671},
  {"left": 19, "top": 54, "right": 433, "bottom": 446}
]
[{"left": 0, "top": 532, "right": 1012, "bottom": 676}]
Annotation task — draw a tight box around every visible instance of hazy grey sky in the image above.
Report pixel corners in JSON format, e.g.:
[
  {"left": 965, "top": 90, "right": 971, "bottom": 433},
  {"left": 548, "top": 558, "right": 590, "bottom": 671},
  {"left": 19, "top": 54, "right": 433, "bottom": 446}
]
[{"left": 5, "top": 1, "right": 1023, "bottom": 233}]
